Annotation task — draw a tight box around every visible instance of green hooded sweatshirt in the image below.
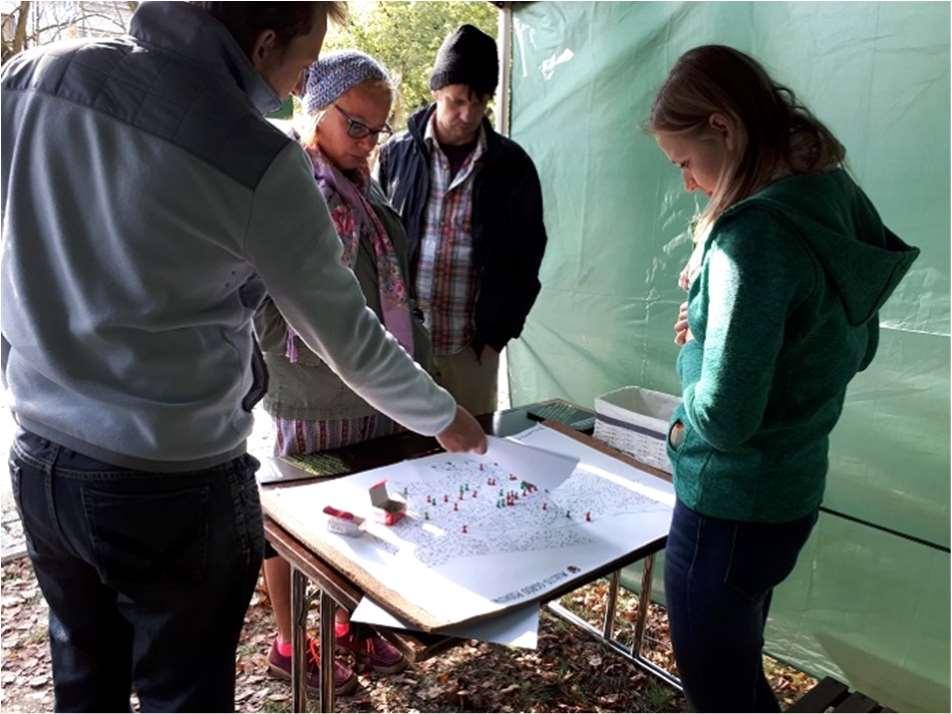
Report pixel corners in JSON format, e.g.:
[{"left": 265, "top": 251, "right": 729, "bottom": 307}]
[{"left": 668, "top": 168, "right": 919, "bottom": 523}]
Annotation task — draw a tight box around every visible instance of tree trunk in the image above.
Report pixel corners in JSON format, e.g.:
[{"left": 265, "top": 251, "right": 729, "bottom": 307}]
[{"left": 11, "top": 1, "right": 30, "bottom": 55}]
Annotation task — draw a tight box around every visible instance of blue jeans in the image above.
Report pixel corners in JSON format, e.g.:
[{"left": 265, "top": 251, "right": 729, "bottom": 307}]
[
  {"left": 664, "top": 499, "right": 817, "bottom": 712},
  {"left": 9, "top": 429, "right": 264, "bottom": 712}
]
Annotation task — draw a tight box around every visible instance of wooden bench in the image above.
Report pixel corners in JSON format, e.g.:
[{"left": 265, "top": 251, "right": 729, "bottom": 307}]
[{"left": 788, "top": 676, "right": 894, "bottom": 713}]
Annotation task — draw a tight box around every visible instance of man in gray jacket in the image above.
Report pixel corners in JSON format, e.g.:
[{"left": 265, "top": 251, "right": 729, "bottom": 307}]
[{"left": 0, "top": 2, "right": 485, "bottom": 710}]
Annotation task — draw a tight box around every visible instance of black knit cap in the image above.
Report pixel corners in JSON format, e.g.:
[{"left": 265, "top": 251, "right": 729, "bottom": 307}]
[{"left": 428, "top": 24, "right": 498, "bottom": 97}]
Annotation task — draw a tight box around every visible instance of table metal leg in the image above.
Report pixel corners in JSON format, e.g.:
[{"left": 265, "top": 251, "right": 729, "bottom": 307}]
[
  {"left": 631, "top": 553, "right": 654, "bottom": 658},
  {"left": 602, "top": 570, "right": 620, "bottom": 638},
  {"left": 546, "top": 554, "right": 682, "bottom": 691},
  {"left": 319, "top": 590, "right": 336, "bottom": 713},
  {"left": 291, "top": 567, "right": 308, "bottom": 713}
]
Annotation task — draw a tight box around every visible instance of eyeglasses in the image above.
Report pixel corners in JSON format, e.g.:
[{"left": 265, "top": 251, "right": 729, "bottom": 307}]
[{"left": 334, "top": 104, "right": 393, "bottom": 143}]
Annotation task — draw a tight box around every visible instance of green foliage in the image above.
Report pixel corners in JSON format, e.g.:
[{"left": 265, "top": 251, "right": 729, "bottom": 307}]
[{"left": 324, "top": 1, "right": 498, "bottom": 129}]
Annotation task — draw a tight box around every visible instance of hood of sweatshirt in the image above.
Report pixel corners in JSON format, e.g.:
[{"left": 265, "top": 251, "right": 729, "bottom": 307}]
[{"left": 720, "top": 168, "right": 919, "bottom": 326}]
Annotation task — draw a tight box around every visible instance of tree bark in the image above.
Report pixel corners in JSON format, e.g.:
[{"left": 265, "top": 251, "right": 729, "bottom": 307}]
[{"left": 11, "top": 1, "right": 30, "bottom": 55}]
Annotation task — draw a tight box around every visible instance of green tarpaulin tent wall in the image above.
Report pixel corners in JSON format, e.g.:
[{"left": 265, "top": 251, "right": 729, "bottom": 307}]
[{"left": 504, "top": 2, "right": 950, "bottom": 711}]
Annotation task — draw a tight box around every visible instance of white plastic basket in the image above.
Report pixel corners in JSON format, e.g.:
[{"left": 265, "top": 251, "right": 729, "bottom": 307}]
[{"left": 593, "top": 386, "right": 681, "bottom": 473}]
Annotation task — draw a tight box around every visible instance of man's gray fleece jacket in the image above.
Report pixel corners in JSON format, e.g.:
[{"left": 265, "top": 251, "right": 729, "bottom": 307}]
[{"left": 0, "top": 1, "right": 456, "bottom": 471}]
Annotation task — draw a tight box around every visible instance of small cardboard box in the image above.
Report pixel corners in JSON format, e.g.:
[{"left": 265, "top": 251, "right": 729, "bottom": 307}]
[
  {"left": 369, "top": 480, "right": 406, "bottom": 525},
  {"left": 322, "top": 505, "right": 363, "bottom": 537}
]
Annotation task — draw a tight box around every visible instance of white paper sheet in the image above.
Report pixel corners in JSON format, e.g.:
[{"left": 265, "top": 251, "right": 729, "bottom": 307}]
[
  {"left": 479, "top": 435, "right": 579, "bottom": 491},
  {"left": 261, "top": 425, "right": 674, "bottom": 630},
  {"left": 352, "top": 597, "right": 540, "bottom": 649}
]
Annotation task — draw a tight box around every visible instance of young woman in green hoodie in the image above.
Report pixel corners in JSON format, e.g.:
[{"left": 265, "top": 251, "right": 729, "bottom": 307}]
[{"left": 649, "top": 45, "right": 919, "bottom": 712}]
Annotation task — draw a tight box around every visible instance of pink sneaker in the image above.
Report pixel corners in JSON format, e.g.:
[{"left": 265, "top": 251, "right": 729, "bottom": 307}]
[
  {"left": 267, "top": 637, "right": 358, "bottom": 696},
  {"left": 337, "top": 628, "right": 407, "bottom": 674}
]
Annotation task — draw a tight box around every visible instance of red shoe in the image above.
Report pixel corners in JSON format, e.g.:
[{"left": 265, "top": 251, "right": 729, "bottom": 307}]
[
  {"left": 267, "top": 637, "right": 358, "bottom": 696},
  {"left": 337, "top": 628, "right": 407, "bottom": 674}
]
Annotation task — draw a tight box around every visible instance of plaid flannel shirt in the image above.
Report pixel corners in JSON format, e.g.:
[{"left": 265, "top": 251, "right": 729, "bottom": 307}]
[{"left": 415, "top": 115, "right": 487, "bottom": 356}]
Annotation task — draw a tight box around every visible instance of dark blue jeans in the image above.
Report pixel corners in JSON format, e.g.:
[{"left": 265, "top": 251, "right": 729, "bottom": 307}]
[
  {"left": 9, "top": 429, "right": 264, "bottom": 712},
  {"left": 664, "top": 499, "right": 817, "bottom": 713}
]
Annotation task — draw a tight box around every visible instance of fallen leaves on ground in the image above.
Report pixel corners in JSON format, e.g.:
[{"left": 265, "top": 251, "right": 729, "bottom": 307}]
[{"left": 1, "top": 560, "right": 815, "bottom": 713}]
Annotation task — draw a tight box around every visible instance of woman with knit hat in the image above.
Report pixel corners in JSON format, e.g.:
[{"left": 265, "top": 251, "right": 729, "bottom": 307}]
[{"left": 254, "top": 50, "right": 421, "bottom": 696}]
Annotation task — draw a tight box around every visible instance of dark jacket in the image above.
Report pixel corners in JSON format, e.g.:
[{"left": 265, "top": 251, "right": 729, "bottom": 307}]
[{"left": 376, "top": 104, "right": 547, "bottom": 353}]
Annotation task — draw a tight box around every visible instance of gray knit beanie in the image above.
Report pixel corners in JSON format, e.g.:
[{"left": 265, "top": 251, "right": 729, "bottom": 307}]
[{"left": 302, "top": 50, "right": 391, "bottom": 116}]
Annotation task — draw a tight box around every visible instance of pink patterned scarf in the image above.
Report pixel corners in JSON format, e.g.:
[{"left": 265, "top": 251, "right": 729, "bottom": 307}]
[{"left": 286, "top": 147, "right": 414, "bottom": 363}]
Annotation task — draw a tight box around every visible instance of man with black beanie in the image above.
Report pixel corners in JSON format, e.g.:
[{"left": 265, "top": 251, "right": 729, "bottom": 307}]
[{"left": 376, "top": 24, "right": 548, "bottom": 415}]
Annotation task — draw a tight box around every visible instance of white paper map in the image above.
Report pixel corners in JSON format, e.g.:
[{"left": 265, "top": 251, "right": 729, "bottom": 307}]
[{"left": 260, "top": 425, "right": 674, "bottom": 630}]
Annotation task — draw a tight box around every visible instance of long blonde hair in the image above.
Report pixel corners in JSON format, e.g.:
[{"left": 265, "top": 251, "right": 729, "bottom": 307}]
[{"left": 649, "top": 45, "right": 845, "bottom": 240}]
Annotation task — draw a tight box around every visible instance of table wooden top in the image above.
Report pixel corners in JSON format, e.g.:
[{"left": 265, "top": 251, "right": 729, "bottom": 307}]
[{"left": 259, "top": 402, "right": 671, "bottom": 638}]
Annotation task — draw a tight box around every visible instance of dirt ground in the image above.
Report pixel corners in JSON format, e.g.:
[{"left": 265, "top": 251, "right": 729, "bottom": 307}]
[
  {"left": 0, "top": 403, "right": 816, "bottom": 712},
  {"left": 1, "top": 553, "right": 815, "bottom": 713}
]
